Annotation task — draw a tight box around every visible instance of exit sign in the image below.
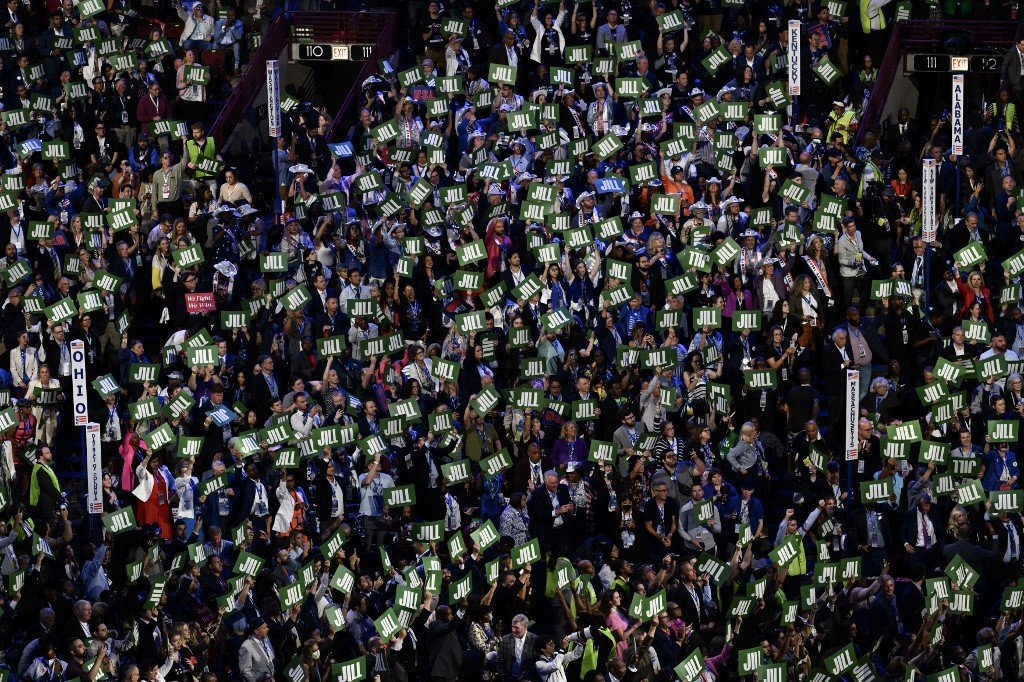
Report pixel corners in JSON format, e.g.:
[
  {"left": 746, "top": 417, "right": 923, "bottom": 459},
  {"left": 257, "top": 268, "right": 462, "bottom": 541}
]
[
  {"left": 909, "top": 53, "right": 1001, "bottom": 73},
  {"left": 293, "top": 43, "right": 374, "bottom": 61}
]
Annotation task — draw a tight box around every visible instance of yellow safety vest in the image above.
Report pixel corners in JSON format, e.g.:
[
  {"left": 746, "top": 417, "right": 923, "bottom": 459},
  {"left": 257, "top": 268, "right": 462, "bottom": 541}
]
[
  {"left": 577, "top": 626, "right": 616, "bottom": 677},
  {"left": 784, "top": 532, "right": 808, "bottom": 574},
  {"left": 860, "top": 0, "right": 886, "bottom": 32},
  {"left": 829, "top": 110, "right": 856, "bottom": 145},
  {"left": 185, "top": 136, "right": 218, "bottom": 179},
  {"left": 858, "top": 160, "right": 882, "bottom": 199}
]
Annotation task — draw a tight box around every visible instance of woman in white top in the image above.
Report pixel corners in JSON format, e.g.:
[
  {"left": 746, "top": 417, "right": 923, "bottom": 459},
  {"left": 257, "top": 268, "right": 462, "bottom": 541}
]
[
  {"left": 26, "top": 364, "right": 62, "bottom": 446},
  {"left": 272, "top": 477, "right": 307, "bottom": 536},
  {"left": 174, "top": 50, "right": 206, "bottom": 127},
  {"left": 444, "top": 34, "right": 471, "bottom": 76},
  {"left": 10, "top": 331, "right": 38, "bottom": 393},
  {"left": 173, "top": 459, "right": 198, "bottom": 537},
  {"left": 218, "top": 168, "right": 253, "bottom": 206},
  {"left": 401, "top": 345, "right": 436, "bottom": 395}
]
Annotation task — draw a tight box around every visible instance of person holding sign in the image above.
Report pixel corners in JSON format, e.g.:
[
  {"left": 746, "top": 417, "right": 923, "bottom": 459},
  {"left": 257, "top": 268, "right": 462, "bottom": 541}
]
[
  {"left": 955, "top": 267, "right": 996, "bottom": 323},
  {"left": 27, "top": 363, "right": 63, "bottom": 448},
  {"left": 183, "top": 121, "right": 222, "bottom": 197},
  {"left": 133, "top": 450, "right": 172, "bottom": 539}
]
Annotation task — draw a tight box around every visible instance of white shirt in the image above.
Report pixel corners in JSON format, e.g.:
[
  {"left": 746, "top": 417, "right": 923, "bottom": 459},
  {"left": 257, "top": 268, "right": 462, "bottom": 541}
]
[
  {"left": 1004, "top": 521, "right": 1019, "bottom": 562},
  {"left": 514, "top": 634, "right": 526, "bottom": 663},
  {"left": 915, "top": 510, "right": 935, "bottom": 548},
  {"left": 761, "top": 279, "right": 779, "bottom": 312}
]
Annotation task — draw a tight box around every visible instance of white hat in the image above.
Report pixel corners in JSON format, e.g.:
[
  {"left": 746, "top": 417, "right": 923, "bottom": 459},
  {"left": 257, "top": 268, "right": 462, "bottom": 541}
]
[
  {"left": 654, "top": 87, "right": 672, "bottom": 98},
  {"left": 513, "top": 137, "right": 529, "bottom": 148},
  {"left": 722, "top": 197, "right": 742, "bottom": 207},
  {"left": 518, "top": 172, "right": 537, "bottom": 182},
  {"left": 739, "top": 228, "right": 759, "bottom": 239},
  {"left": 689, "top": 87, "right": 704, "bottom": 97},
  {"left": 237, "top": 204, "right": 259, "bottom": 217},
  {"left": 629, "top": 211, "right": 644, "bottom": 220},
  {"left": 532, "top": 89, "right": 549, "bottom": 103},
  {"left": 566, "top": 461, "right": 580, "bottom": 473},
  {"left": 690, "top": 201, "right": 709, "bottom": 212},
  {"left": 498, "top": 104, "right": 513, "bottom": 112},
  {"left": 289, "top": 163, "right": 311, "bottom": 174},
  {"left": 575, "top": 191, "right": 595, "bottom": 208},
  {"left": 213, "top": 261, "right": 238, "bottom": 278},
  {"left": 833, "top": 100, "right": 846, "bottom": 108},
  {"left": 468, "top": 130, "right": 485, "bottom": 140},
  {"left": 706, "top": 176, "right": 722, "bottom": 185}
]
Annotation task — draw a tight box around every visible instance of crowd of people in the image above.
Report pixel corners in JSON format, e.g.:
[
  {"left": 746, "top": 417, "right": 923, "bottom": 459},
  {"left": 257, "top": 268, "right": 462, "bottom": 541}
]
[{"left": 4, "top": 0, "right": 1024, "bottom": 681}]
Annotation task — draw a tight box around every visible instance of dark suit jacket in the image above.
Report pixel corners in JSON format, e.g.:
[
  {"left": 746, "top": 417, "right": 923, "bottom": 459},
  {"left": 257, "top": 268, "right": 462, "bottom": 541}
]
[
  {"left": 33, "top": 246, "right": 62, "bottom": 286},
  {"left": 510, "top": 455, "right": 554, "bottom": 494},
  {"left": 674, "top": 581, "right": 709, "bottom": 628},
  {"left": 495, "top": 632, "right": 539, "bottom": 681},
  {"left": 426, "top": 614, "right": 462, "bottom": 678},
  {"left": 941, "top": 538, "right": 1000, "bottom": 573},
  {"left": 991, "top": 515, "right": 1023, "bottom": 565},
  {"left": 231, "top": 473, "right": 257, "bottom": 525},
  {"left": 849, "top": 506, "right": 894, "bottom": 551},
  {"left": 527, "top": 483, "right": 572, "bottom": 550},
  {"left": 900, "top": 507, "right": 944, "bottom": 552},
  {"left": 249, "top": 371, "right": 279, "bottom": 422},
  {"left": 821, "top": 342, "right": 850, "bottom": 395},
  {"left": 860, "top": 392, "right": 900, "bottom": 423},
  {"left": 843, "top": 320, "right": 888, "bottom": 364},
  {"left": 867, "top": 593, "right": 900, "bottom": 640},
  {"left": 488, "top": 43, "right": 524, "bottom": 66},
  {"left": 893, "top": 579, "right": 926, "bottom": 634},
  {"left": 1002, "top": 48, "right": 1024, "bottom": 90},
  {"left": 750, "top": 272, "right": 787, "bottom": 312}
]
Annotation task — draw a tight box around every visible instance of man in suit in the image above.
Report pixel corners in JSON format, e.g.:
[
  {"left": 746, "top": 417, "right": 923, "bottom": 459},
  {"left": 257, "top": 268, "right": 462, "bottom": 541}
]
[
  {"left": 595, "top": 8, "right": 627, "bottom": 54},
  {"left": 822, "top": 328, "right": 855, "bottom": 438},
  {"left": 892, "top": 564, "right": 926, "bottom": 635},
  {"left": 41, "top": 324, "right": 73, "bottom": 384},
  {"left": 193, "top": 384, "right": 233, "bottom": 462},
  {"left": 992, "top": 511, "right": 1024, "bottom": 581},
  {"left": 867, "top": 575, "right": 903, "bottom": 641},
  {"left": 85, "top": 120, "right": 124, "bottom": 176},
  {"left": 901, "top": 493, "right": 944, "bottom": 573},
  {"left": 426, "top": 605, "right": 462, "bottom": 681},
  {"left": 612, "top": 408, "right": 647, "bottom": 476},
  {"left": 293, "top": 122, "right": 331, "bottom": 180},
  {"left": 527, "top": 470, "right": 573, "bottom": 552},
  {"left": 1001, "top": 37, "right": 1024, "bottom": 108},
  {"left": 495, "top": 614, "right": 538, "bottom": 681},
  {"left": 238, "top": 618, "right": 275, "bottom": 682},
  {"left": 850, "top": 501, "right": 895, "bottom": 577},
  {"left": 107, "top": 240, "right": 141, "bottom": 296},
  {"left": 673, "top": 561, "right": 715, "bottom": 642},
  {"left": 883, "top": 108, "right": 918, "bottom": 157},
  {"left": 510, "top": 442, "right": 553, "bottom": 495},
  {"left": 676, "top": 482, "right": 717, "bottom": 555},
  {"left": 306, "top": 273, "right": 335, "bottom": 322},
  {"left": 33, "top": 236, "right": 63, "bottom": 287},
  {"left": 851, "top": 418, "right": 882, "bottom": 485},
  {"left": 488, "top": 29, "right": 524, "bottom": 68},
  {"left": 861, "top": 377, "right": 901, "bottom": 424},
  {"left": 843, "top": 307, "right": 887, "bottom": 401},
  {"left": 638, "top": 479, "right": 678, "bottom": 562},
  {"left": 942, "top": 523, "right": 1001, "bottom": 594},
  {"left": 249, "top": 355, "right": 282, "bottom": 424}
]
